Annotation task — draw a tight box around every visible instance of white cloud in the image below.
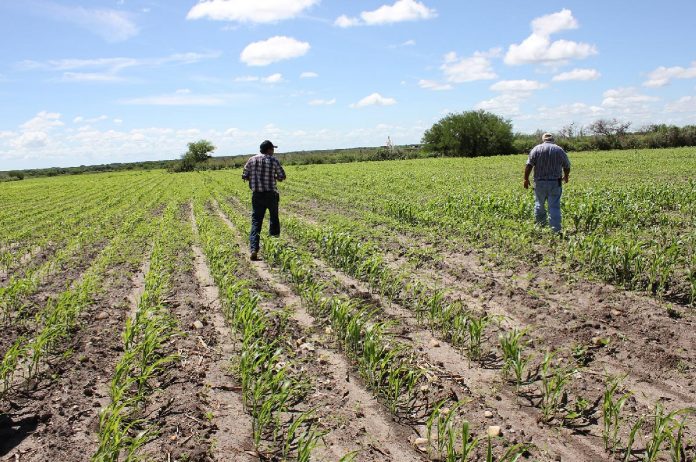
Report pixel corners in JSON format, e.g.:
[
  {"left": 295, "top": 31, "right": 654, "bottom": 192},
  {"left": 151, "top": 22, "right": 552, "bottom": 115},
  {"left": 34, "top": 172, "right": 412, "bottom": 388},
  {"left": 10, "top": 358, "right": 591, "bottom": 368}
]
[
  {"left": 234, "top": 75, "right": 259, "bottom": 82},
  {"left": 300, "top": 71, "right": 318, "bottom": 78},
  {"left": 7, "top": 111, "right": 65, "bottom": 151},
  {"left": 418, "top": 79, "right": 452, "bottom": 91},
  {"left": 309, "top": 98, "right": 336, "bottom": 106},
  {"left": 233, "top": 73, "right": 284, "bottom": 83},
  {"left": 45, "top": 4, "right": 139, "bottom": 42},
  {"left": 19, "top": 52, "right": 221, "bottom": 82},
  {"left": 11, "top": 131, "right": 50, "bottom": 150},
  {"left": 334, "top": 15, "right": 360, "bottom": 28},
  {"left": 350, "top": 93, "right": 397, "bottom": 108},
  {"left": 552, "top": 68, "right": 601, "bottom": 81},
  {"left": 113, "top": 119, "right": 123, "bottom": 125},
  {"left": 643, "top": 61, "right": 696, "bottom": 87},
  {"left": 665, "top": 96, "right": 696, "bottom": 113},
  {"left": 240, "top": 36, "right": 310, "bottom": 66},
  {"left": 505, "top": 9, "right": 597, "bottom": 66},
  {"left": 490, "top": 80, "right": 547, "bottom": 92},
  {"left": 73, "top": 115, "right": 109, "bottom": 124},
  {"left": 176, "top": 128, "right": 201, "bottom": 137},
  {"left": 62, "top": 72, "right": 127, "bottom": 82},
  {"left": 121, "top": 91, "right": 241, "bottom": 106},
  {"left": 528, "top": 103, "right": 606, "bottom": 128},
  {"left": 362, "top": 0, "right": 436, "bottom": 25},
  {"left": 601, "top": 87, "right": 659, "bottom": 110},
  {"left": 531, "top": 8, "right": 578, "bottom": 36},
  {"left": 262, "top": 73, "right": 283, "bottom": 83},
  {"left": 476, "top": 94, "right": 530, "bottom": 116},
  {"left": 440, "top": 51, "right": 497, "bottom": 83},
  {"left": 187, "top": 0, "right": 318, "bottom": 23},
  {"left": 1, "top": 120, "right": 429, "bottom": 168},
  {"left": 21, "top": 111, "right": 64, "bottom": 131},
  {"left": 335, "top": 0, "right": 435, "bottom": 27},
  {"left": 664, "top": 96, "right": 696, "bottom": 113}
]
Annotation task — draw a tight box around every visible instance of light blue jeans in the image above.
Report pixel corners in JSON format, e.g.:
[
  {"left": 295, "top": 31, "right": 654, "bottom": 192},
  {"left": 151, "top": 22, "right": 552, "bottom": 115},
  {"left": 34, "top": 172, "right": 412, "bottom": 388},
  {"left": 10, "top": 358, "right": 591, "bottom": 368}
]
[{"left": 534, "top": 180, "right": 562, "bottom": 232}]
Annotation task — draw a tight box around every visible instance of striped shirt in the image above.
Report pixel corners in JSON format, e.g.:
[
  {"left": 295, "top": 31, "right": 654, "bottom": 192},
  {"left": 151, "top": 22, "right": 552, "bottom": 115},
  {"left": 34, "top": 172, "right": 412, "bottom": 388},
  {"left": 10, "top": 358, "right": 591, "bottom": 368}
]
[
  {"left": 526, "top": 142, "right": 571, "bottom": 180},
  {"left": 242, "top": 153, "right": 286, "bottom": 192}
]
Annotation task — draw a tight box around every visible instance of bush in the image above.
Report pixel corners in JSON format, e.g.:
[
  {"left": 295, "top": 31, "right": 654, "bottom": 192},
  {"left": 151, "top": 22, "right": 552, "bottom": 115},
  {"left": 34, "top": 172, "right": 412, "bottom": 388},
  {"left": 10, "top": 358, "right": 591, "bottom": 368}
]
[
  {"left": 171, "top": 139, "right": 216, "bottom": 172},
  {"left": 186, "top": 139, "right": 216, "bottom": 162},
  {"left": 422, "top": 110, "right": 514, "bottom": 157}
]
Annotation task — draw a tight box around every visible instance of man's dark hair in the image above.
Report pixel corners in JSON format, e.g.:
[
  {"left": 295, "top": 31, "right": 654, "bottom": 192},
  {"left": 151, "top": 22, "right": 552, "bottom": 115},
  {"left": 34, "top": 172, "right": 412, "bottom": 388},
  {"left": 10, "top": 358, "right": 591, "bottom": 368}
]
[{"left": 259, "top": 140, "right": 276, "bottom": 154}]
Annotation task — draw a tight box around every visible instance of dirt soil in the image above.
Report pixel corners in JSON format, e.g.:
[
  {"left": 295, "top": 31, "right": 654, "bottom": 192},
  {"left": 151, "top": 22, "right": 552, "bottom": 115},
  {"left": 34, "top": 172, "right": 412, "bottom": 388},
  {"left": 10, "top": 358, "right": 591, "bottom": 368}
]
[
  {"left": 283, "top": 200, "right": 696, "bottom": 461},
  {"left": 0, "top": 257, "right": 145, "bottom": 461}
]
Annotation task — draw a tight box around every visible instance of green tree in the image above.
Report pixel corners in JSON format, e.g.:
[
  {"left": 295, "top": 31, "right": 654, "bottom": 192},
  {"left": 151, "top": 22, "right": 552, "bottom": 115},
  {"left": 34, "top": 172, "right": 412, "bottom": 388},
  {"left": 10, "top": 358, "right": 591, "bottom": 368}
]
[
  {"left": 421, "top": 110, "right": 514, "bottom": 157},
  {"left": 174, "top": 139, "right": 216, "bottom": 172},
  {"left": 186, "top": 139, "right": 216, "bottom": 162}
]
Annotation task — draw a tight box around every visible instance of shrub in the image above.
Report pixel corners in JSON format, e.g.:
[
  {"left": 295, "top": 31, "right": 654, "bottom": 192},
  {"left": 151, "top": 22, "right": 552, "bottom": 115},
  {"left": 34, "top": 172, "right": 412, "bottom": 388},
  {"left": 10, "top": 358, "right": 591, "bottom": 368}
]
[{"left": 422, "top": 110, "right": 514, "bottom": 157}]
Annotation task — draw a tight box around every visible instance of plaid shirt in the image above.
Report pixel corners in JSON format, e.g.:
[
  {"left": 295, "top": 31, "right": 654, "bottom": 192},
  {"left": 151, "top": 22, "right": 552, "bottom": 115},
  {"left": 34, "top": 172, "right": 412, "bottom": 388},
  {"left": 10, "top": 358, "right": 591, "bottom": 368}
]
[
  {"left": 526, "top": 142, "right": 571, "bottom": 180},
  {"left": 242, "top": 153, "right": 286, "bottom": 192}
]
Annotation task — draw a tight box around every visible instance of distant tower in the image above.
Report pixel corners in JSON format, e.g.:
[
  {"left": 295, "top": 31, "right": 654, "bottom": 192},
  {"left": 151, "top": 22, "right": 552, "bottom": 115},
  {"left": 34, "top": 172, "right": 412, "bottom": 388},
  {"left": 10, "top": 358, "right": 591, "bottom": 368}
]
[{"left": 386, "top": 135, "right": 394, "bottom": 152}]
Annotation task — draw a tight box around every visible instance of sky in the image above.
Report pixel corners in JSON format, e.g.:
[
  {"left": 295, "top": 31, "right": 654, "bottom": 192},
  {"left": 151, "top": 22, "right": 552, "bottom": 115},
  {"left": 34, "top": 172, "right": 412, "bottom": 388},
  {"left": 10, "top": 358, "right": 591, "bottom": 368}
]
[{"left": 1, "top": 1, "right": 696, "bottom": 170}]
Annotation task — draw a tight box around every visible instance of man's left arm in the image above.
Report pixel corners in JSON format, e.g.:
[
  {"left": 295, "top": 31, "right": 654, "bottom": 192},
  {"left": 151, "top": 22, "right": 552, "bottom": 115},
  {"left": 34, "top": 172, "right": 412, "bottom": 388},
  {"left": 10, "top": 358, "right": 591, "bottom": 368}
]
[{"left": 274, "top": 159, "right": 286, "bottom": 182}]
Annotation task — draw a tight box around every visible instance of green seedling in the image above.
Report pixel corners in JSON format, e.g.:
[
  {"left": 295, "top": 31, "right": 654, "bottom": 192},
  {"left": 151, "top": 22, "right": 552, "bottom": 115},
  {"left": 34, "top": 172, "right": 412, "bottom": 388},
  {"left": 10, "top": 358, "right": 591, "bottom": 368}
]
[{"left": 602, "top": 375, "right": 632, "bottom": 452}]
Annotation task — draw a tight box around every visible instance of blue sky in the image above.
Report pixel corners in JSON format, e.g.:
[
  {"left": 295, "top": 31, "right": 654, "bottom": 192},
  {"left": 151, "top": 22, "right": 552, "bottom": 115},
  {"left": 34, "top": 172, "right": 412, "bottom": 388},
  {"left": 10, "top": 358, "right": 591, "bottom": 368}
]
[{"left": 1, "top": 0, "right": 696, "bottom": 170}]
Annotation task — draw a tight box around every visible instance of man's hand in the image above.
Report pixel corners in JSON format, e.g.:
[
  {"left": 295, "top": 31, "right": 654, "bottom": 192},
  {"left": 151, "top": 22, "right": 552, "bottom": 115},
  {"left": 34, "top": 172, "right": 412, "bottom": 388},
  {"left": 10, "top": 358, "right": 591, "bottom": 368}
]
[{"left": 523, "top": 179, "right": 530, "bottom": 189}]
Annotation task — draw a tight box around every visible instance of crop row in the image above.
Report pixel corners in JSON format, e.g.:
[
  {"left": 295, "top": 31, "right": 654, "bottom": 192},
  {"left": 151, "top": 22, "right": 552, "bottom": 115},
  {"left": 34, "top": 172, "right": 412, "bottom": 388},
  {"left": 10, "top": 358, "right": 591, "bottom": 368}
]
[
  {"left": 0, "top": 198, "right": 157, "bottom": 401},
  {"left": 213, "top": 196, "right": 540, "bottom": 461},
  {"left": 0, "top": 175, "right": 164, "bottom": 277},
  {"left": 0, "top": 178, "right": 166, "bottom": 324},
  {"left": 274, "top": 151, "right": 696, "bottom": 305},
  {"left": 215, "top": 184, "right": 694, "bottom": 461},
  {"left": 95, "top": 201, "right": 188, "bottom": 460},
  {"left": 193, "top": 198, "right": 322, "bottom": 460}
]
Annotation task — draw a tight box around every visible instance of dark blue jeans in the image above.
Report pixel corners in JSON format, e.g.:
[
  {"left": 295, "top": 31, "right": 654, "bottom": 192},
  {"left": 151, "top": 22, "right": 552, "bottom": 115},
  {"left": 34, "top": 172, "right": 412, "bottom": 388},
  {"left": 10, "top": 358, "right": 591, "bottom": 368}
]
[{"left": 249, "top": 191, "right": 280, "bottom": 252}]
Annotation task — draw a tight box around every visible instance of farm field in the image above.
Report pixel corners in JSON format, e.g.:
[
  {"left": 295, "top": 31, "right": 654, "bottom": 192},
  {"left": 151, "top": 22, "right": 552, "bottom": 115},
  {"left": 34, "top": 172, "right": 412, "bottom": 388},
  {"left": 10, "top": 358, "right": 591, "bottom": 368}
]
[{"left": 0, "top": 147, "right": 694, "bottom": 462}]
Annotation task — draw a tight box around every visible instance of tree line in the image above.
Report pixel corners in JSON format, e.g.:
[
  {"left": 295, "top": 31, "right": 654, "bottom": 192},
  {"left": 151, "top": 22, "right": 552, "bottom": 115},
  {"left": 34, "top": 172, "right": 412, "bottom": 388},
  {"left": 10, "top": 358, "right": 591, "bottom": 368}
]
[
  {"left": 3, "top": 111, "right": 696, "bottom": 180},
  {"left": 422, "top": 110, "right": 696, "bottom": 157}
]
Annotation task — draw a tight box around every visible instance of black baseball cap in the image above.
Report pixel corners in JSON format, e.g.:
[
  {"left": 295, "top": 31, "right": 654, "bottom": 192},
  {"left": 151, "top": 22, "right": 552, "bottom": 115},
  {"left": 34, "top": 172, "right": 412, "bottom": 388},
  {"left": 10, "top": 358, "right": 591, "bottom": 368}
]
[{"left": 260, "top": 140, "right": 277, "bottom": 153}]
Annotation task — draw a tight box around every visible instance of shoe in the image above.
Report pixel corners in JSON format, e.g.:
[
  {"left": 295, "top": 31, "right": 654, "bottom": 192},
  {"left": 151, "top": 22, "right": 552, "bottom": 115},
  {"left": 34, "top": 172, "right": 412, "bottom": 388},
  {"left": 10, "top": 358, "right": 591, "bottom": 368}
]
[{"left": 250, "top": 251, "right": 259, "bottom": 261}]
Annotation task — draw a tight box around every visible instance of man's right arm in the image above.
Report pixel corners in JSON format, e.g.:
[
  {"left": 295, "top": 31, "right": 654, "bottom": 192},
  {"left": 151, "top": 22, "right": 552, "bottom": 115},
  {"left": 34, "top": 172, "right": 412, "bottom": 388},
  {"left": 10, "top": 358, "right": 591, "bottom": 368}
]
[
  {"left": 523, "top": 147, "right": 536, "bottom": 189},
  {"left": 523, "top": 164, "right": 533, "bottom": 189},
  {"left": 561, "top": 149, "right": 571, "bottom": 183},
  {"left": 242, "top": 159, "right": 251, "bottom": 181}
]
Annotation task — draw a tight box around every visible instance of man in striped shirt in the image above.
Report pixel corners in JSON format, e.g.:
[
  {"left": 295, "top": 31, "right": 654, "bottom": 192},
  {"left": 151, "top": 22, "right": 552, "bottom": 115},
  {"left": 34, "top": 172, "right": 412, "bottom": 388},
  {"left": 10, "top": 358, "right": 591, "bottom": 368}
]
[
  {"left": 523, "top": 133, "right": 571, "bottom": 233},
  {"left": 242, "top": 140, "right": 287, "bottom": 260}
]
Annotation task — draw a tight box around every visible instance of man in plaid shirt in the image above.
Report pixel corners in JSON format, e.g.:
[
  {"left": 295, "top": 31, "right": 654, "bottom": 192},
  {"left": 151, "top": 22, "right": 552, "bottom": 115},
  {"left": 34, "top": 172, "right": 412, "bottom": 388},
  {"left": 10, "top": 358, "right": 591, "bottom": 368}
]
[
  {"left": 523, "top": 133, "right": 571, "bottom": 233},
  {"left": 242, "top": 140, "right": 286, "bottom": 260}
]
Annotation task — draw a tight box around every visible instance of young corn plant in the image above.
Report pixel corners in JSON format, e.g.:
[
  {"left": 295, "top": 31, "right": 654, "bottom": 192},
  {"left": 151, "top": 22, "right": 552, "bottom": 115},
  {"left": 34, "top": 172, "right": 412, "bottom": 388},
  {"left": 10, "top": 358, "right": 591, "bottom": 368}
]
[
  {"left": 460, "top": 420, "right": 480, "bottom": 461},
  {"left": 644, "top": 404, "right": 694, "bottom": 462},
  {"left": 666, "top": 413, "right": 691, "bottom": 462},
  {"left": 623, "top": 416, "right": 644, "bottom": 462},
  {"left": 539, "top": 351, "right": 574, "bottom": 422},
  {"left": 602, "top": 375, "right": 632, "bottom": 453},
  {"left": 426, "top": 401, "right": 460, "bottom": 459},
  {"left": 499, "top": 328, "right": 532, "bottom": 392},
  {"left": 485, "top": 436, "right": 529, "bottom": 462},
  {"left": 467, "top": 314, "right": 490, "bottom": 363}
]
